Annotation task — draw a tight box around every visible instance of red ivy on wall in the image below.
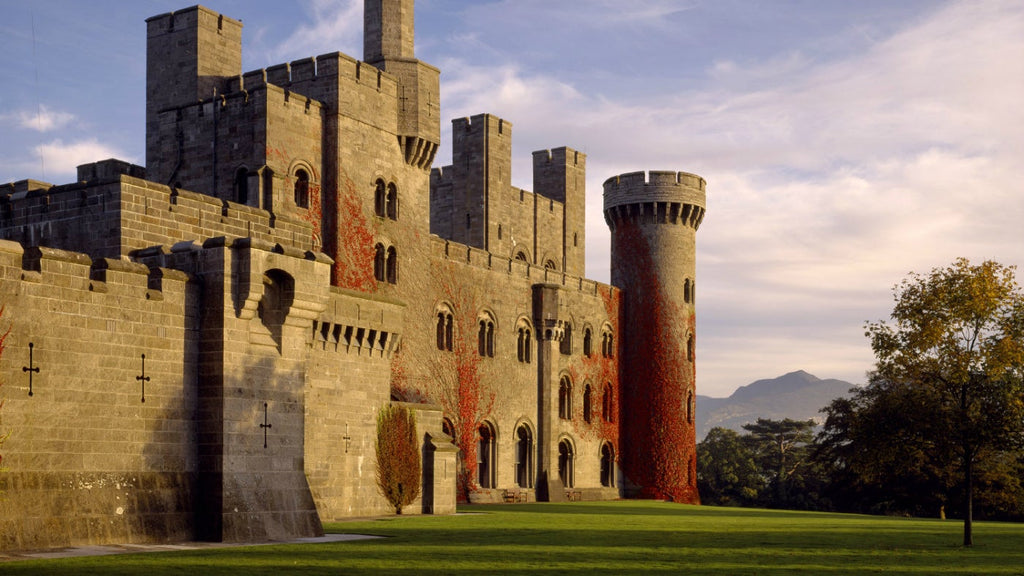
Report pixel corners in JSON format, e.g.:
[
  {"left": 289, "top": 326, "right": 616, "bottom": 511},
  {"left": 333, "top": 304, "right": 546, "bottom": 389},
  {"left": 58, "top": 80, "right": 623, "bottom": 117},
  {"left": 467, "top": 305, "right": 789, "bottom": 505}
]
[
  {"left": 569, "top": 285, "right": 621, "bottom": 453},
  {"left": 615, "top": 223, "right": 700, "bottom": 504},
  {"left": 330, "top": 170, "right": 377, "bottom": 292},
  {"left": 389, "top": 261, "right": 494, "bottom": 502}
]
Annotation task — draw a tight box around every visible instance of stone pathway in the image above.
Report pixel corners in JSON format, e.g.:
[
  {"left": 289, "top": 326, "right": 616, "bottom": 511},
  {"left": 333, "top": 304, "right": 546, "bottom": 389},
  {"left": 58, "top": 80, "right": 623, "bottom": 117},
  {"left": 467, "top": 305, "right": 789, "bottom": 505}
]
[{"left": 1, "top": 533, "right": 383, "bottom": 562}]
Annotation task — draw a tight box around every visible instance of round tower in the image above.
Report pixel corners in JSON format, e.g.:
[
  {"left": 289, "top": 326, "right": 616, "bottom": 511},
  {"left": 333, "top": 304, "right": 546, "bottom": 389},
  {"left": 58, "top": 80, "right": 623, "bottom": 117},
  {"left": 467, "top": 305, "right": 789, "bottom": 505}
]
[{"left": 603, "top": 170, "right": 706, "bottom": 503}]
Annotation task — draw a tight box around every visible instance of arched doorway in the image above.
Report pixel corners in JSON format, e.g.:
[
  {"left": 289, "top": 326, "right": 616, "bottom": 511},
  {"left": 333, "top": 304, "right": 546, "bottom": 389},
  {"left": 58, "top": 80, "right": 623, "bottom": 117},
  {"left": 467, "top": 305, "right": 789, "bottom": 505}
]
[
  {"left": 600, "top": 443, "right": 615, "bottom": 487},
  {"left": 477, "top": 422, "right": 496, "bottom": 489},
  {"left": 514, "top": 424, "right": 534, "bottom": 488},
  {"left": 557, "top": 438, "right": 574, "bottom": 488}
]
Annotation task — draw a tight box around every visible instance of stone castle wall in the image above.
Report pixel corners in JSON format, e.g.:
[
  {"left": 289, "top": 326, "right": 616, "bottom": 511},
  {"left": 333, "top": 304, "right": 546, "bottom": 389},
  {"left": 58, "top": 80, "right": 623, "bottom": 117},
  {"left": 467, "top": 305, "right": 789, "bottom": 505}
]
[
  {"left": 1, "top": 165, "right": 317, "bottom": 262},
  {"left": 0, "top": 240, "right": 196, "bottom": 550}
]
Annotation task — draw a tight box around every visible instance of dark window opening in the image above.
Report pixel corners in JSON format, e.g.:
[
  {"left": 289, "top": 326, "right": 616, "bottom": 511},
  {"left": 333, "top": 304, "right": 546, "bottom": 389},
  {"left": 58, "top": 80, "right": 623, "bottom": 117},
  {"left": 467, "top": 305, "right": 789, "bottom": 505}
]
[
  {"left": 294, "top": 169, "right": 309, "bottom": 208},
  {"left": 558, "top": 439, "right": 574, "bottom": 488},
  {"left": 600, "top": 443, "right": 614, "bottom": 487},
  {"left": 583, "top": 384, "right": 593, "bottom": 423},
  {"left": 385, "top": 246, "right": 398, "bottom": 284},
  {"left": 374, "top": 179, "right": 386, "bottom": 217},
  {"left": 558, "top": 376, "right": 572, "bottom": 420},
  {"left": 515, "top": 425, "right": 534, "bottom": 488},
  {"left": 478, "top": 422, "right": 496, "bottom": 489},
  {"left": 235, "top": 167, "right": 249, "bottom": 205},
  {"left": 373, "top": 243, "right": 385, "bottom": 282},
  {"left": 436, "top": 311, "right": 453, "bottom": 351},
  {"left": 386, "top": 183, "right": 398, "bottom": 220}
]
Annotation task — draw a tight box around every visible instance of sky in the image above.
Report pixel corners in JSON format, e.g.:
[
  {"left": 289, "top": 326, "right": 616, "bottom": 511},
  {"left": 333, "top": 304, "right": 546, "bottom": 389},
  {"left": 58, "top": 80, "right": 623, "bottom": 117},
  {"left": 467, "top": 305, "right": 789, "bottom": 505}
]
[{"left": 2, "top": 0, "right": 1022, "bottom": 397}]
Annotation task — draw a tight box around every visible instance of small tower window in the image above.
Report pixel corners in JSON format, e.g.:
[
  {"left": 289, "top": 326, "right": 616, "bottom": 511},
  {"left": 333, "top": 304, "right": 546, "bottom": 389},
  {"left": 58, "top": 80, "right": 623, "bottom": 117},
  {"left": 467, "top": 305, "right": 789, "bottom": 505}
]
[
  {"left": 294, "top": 169, "right": 310, "bottom": 208},
  {"left": 385, "top": 246, "right": 398, "bottom": 284},
  {"left": 234, "top": 167, "right": 249, "bottom": 205},
  {"left": 583, "top": 328, "right": 593, "bottom": 357},
  {"left": 583, "top": 384, "right": 593, "bottom": 423},
  {"left": 373, "top": 243, "right": 386, "bottom": 282},
  {"left": 374, "top": 179, "right": 386, "bottom": 217},
  {"left": 386, "top": 183, "right": 399, "bottom": 220}
]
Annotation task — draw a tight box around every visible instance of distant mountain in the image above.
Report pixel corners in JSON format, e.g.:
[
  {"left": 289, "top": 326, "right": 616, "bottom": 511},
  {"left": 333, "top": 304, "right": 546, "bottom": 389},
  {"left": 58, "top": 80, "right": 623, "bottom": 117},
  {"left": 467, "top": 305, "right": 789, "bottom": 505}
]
[{"left": 697, "top": 370, "right": 856, "bottom": 440}]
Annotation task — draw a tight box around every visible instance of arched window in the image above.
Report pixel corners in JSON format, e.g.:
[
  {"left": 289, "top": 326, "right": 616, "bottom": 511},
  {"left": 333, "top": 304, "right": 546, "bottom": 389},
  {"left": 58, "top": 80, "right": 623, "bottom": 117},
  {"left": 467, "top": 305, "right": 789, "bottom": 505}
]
[
  {"left": 385, "top": 246, "right": 398, "bottom": 284},
  {"left": 684, "top": 278, "right": 692, "bottom": 304},
  {"left": 583, "top": 384, "right": 593, "bottom": 423},
  {"left": 558, "top": 376, "right": 572, "bottom": 420},
  {"left": 687, "top": 333, "right": 695, "bottom": 362},
  {"left": 294, "top": 169, "right": 310, "bottom": 208},
  {"left": 687, "top": 391, "right": 695, "bottom": 424},
  {"left": 602, "top": 383, "right": 614, "bottom": 423},
  {"left": 600, "top": 443, "right": 615, "bottom": 487},
  {"left": 583, "top": 327, "right": 593, "bottom": 357},
  {"left": 601, "top": 330, "right": 615, "bottom": 358},
  {"left": 373, "top": 243, "right": 386, "bottom": 282},
  {"left": 386, "top": 182, "right": 398, "bottom": 220},
  {"left": 477, "top": 314, "right": 495, "bottom": 358},
  {"left": 442, "top": 417, "right": 455, "bottom": 440},
  {"left": 516, "top": 322, "right": 532, "bottom": 364},
  {"left": 374, "top": 179, "right": 386, "bottom": 217},
  {"left": 544, "top": 260, "right": 557, "bottom": 270},
  {"left": 515, "top": 251, "right": 528, "bottom": 262},
  {"left": 514, "top": 424, "right": 534, "bottom": 488},
  {"left": 436, "top": 308, "right": 453, "bottom": 351},
  {"left": 558, "top": 439, "right": 574, "bottom": 488},
  {"left": 234, "top": 167, "right": 249, "bottom": 205},
  {"left": 560, "top": 323, "right": 572, "bottom": 355},
  {"left": 478, "top": 422, "right": 497, "bottom": 489}
]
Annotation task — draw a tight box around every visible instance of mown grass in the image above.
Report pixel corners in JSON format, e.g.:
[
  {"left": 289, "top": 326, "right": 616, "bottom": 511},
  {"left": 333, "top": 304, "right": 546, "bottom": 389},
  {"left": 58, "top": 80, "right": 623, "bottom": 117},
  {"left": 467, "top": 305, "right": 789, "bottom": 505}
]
[{"left": 3, "top": 501, "right": 1024, "bottom": 575}]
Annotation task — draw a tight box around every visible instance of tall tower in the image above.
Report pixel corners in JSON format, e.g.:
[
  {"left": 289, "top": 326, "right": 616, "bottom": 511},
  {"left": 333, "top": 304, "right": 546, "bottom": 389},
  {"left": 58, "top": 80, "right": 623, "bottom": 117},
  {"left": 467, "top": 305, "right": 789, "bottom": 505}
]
[
  {"left": 604, "top": 171, "right": 706, "bottom": 503},
  {"left": 145, "top": 7, "right": 242, "bottom": 172},
  {"left": 533, "top": 147, "right": 586, "bottom": 276},
  {"left": 363, "top": 0, "right": 440, "bottom": 170}
]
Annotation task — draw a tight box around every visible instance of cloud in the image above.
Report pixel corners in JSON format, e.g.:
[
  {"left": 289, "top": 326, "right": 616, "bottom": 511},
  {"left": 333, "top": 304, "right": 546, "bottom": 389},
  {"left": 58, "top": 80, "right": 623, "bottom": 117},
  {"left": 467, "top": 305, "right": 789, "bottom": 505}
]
[
  {"left": 435, "top": 0, "right": 1024, "bottom": 395},
  {"left": 33, "top": 139, "right": 128, "bottom": 180},
  {"left": 1, "top": 105, "right": 76, "bottom": 132},
  {"left": 266, "top": 0, "right": 363, "bottom": 63}
]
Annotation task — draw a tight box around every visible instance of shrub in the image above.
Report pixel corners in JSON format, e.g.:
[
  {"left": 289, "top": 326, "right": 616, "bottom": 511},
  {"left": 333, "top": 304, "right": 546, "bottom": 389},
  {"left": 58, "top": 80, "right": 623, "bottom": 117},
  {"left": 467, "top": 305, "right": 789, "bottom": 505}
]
[{"left": 375, "top": 404, "right": 421, "bottom": 514}]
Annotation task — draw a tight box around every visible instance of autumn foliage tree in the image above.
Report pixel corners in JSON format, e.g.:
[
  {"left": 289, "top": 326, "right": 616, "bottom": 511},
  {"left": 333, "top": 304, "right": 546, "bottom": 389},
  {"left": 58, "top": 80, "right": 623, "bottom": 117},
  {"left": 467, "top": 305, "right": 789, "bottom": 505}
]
[
  {"left": 864, "top": 258, "right": 1024, "bottom": 546},
  {"left": 375, "top": 404, "right": 421, "bottom": 514}
]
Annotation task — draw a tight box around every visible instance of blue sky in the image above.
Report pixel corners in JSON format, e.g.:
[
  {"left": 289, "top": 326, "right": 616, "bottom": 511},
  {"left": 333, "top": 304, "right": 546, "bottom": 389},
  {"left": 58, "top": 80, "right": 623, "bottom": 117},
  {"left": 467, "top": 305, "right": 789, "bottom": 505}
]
[{"left": 2, "top": 1, "right": 1022, "bottom": 396}]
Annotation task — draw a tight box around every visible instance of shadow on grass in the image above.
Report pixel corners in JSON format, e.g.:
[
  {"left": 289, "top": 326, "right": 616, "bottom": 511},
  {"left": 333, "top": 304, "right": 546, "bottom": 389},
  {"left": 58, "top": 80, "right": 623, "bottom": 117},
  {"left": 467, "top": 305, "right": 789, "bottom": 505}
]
[{"left": 4, "top": 502, "right": 1023, "bottom": 576}]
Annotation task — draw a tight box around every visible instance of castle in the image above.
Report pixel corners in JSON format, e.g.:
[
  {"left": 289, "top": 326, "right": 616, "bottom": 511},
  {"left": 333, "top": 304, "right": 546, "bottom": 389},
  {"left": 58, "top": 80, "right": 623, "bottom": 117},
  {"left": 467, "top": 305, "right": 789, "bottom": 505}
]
[{"left": 0, "top": 1, "right": 705, "bottom": 550}]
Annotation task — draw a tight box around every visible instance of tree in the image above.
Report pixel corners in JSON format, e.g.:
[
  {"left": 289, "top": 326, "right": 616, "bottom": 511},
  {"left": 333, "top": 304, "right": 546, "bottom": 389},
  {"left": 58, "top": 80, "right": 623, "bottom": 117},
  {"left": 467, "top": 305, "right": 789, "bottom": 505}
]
[
  {"left": 816, "top": 374, "right": 958, "bottom": 518},
  {"left": 696, "top": 427, "right": 763, "bottom": 506},
  {"left": 742, "top": 418, "right": 817, "bottom": 507},
  {"left": 375, "top": 404, "right": 421, "bottom": 514},
  {"left": 865, "top": 258, "right": 1024, "bottom": 546}
]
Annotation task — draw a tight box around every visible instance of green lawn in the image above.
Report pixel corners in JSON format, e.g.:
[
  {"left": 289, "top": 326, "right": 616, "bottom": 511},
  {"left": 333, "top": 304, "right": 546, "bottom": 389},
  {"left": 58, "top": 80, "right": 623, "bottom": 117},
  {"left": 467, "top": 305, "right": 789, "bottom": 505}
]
[{"left": 3, "top": 501, "right": 1024, "bottom": 575}]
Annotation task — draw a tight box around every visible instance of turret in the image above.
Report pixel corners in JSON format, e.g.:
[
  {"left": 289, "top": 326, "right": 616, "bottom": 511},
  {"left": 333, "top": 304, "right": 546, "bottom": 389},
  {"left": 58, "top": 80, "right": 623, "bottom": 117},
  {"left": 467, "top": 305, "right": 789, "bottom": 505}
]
[
  {"left": 603, "top": 170, "right": 706, "bottom": 503},
  {"left": 363, "top": 0, "right": 440, "bottom": 170},
  {"left": 145, "top": 7, "right": 242, "bottom": 172}
]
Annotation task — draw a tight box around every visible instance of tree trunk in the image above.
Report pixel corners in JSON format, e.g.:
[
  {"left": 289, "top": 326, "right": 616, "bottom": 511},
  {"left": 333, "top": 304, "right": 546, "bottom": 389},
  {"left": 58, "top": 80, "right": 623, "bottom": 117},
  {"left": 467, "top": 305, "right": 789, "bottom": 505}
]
[{"left": 963, "top": 456, "right": 973, "bottom": 547}]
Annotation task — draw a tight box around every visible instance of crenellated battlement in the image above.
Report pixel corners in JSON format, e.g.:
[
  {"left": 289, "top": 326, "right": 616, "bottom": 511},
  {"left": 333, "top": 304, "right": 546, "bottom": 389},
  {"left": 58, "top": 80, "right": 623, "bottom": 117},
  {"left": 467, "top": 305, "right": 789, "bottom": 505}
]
[
  {"left": 603, "top": 170, "right": 706, "bottom": 230},
  {"left": 228, "top": 51, "right": 400, "bottom": 97},
  {"left": 0, "top": 240, "right": 188, "bottom": 302},
  {"left": 428, "top": 235, "right": 612, "bottom": 298}
]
